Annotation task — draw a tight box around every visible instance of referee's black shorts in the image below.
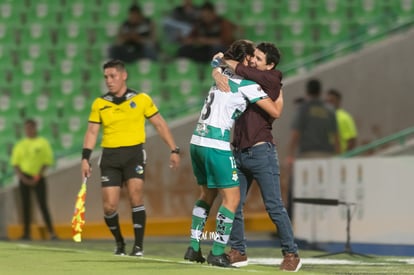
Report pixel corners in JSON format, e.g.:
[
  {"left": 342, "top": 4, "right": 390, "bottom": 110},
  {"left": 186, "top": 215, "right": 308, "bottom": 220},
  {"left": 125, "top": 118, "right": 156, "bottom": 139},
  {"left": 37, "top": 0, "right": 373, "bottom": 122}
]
[{"left": 99, "top": 144, "right": 146, "bottom": 187}]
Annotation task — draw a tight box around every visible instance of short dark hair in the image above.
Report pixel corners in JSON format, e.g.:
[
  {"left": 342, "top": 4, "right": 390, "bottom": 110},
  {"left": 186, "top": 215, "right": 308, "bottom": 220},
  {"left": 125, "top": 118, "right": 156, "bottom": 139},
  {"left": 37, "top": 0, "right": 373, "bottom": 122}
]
[
  {"left": 306, "top": 78, "right": 321, "bottom": 96},
  {"left": 327, "top": 89, "right": 342, "bottom": 101},
  {"left": 223, "top": 40, "right": 255, "bottom": 63},
  {"left": 256, "top": 42, "right": 281, "bottom": 69},
  {"left": 200, "top": 1, "right": 215, "bottom": 12},
  {"left": 129, "top": 4, "right": 141, "bottom": 13},
  {"left": 25, "top": 118, "right": 37, "bottom": 127},
  {"left": 103, "top": 59, "right": 126, "bottom": 71}
]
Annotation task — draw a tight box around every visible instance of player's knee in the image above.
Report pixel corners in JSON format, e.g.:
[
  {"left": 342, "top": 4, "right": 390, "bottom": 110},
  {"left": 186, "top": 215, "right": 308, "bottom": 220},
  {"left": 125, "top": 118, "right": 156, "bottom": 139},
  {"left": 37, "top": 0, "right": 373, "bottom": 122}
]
[{"left": 103, "top": 205, "right": 117, "bottom": 215}]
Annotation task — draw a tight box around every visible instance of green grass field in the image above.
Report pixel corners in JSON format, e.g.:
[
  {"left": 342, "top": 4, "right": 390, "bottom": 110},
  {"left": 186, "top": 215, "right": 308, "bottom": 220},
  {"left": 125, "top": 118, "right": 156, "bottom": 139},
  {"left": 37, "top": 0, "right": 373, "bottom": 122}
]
[{"left": 0, "top": 238, "right": 413, "bottom": 275}]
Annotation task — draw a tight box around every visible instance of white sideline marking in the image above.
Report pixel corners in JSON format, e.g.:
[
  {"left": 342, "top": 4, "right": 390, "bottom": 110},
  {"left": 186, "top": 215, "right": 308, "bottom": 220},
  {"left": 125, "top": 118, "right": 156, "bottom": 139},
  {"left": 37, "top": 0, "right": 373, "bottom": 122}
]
[
  {"left": 250, "top": 258, "right": 356, "bottom": 265},
  {"left": 14, "top": 244, "right": 414, "bottom": 266}
]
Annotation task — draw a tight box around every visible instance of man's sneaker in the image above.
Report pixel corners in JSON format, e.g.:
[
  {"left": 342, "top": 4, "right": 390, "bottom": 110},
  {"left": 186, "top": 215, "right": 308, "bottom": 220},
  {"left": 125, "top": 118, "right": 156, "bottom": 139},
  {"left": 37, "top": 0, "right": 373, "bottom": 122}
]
[
  {"left": 114, "top": 242, "right": 126, "bottom": 256},
  {"left": 280, "top": 253, "right": 302, "bottom": 272},
  {"left": 184, "top": 246, "right": 205, "bottom": 263},
  {"left": 207, "top": 251, "right": 234, "bottom": 268},
  {"left": 227, "top": 248, "right": 248, "bottom": 267},
  {"left": 130, "top": 245, "right": 144, "bottom": 256}
]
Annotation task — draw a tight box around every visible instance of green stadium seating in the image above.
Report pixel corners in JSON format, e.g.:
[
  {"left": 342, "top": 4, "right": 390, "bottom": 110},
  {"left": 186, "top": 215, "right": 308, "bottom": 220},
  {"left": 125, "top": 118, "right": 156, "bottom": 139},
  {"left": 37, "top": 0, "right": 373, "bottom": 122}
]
[
  {"left": 0, "top": 44, "right": 16, "bottom": 67},
  {"left": 350, "top": 0, "right": 389, "bottom": 24},
  {"left": 0, "top": 0, "right": 24, "bottom": 25},
  {"left": 99, "top": 1, "right": 130, "bottom": 23},
  {"left": 25, "top": 0, "right": 61, "bottom": 24},
  {"left": 241, "top": 0, "right": 277, "bottom": 24},
  {"left": 0, "top": 22, "right": 18, "bottom": 47},
  {"left": 0, "top": 0, "right": 407, "bottom": 159},
  {"left": 164, "top": 58, "right": 200, "bottom": 82},
  {"left": 277, "top": 0, "right": 311, "bottom": 23},
  {"left": 126, "top": 58, "right": 162, "bottom": 80},
  {"left": 242, "top": 21, "right": 278, "bottom": 42},
  {"left": 390, "top": 0, "right": 414, "bottom": 22}
]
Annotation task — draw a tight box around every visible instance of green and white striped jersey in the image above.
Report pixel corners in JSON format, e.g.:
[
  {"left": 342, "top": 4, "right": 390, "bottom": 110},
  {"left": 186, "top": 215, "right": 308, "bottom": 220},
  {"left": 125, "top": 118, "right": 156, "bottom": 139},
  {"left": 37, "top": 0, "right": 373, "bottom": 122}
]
[{"left": 190, "top": 68, "right": 268, "bottom": 151}]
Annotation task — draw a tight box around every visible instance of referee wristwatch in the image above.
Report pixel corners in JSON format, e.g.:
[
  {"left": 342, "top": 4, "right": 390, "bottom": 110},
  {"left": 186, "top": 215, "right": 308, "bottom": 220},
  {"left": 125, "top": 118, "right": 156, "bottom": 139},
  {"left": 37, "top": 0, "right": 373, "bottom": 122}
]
[{"left": 171, "top": 147, "right": 180, "bottom": 154}]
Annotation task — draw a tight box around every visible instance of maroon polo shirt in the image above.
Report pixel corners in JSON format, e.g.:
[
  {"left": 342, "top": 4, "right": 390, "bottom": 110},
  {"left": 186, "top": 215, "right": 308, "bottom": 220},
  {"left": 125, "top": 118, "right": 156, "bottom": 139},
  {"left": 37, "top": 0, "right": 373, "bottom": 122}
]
[{"left": 232, "top": 64, "right": 283, "bottom": 150}]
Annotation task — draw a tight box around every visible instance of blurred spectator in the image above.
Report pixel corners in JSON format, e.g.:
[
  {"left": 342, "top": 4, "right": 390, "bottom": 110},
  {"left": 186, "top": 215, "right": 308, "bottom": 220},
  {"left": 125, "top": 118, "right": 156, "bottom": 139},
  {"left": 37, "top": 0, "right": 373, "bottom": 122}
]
[
  {"left": 176, "top": 1, "right": 236, "bottom": 63},
  {"left": 162, "top": 0, "right": 200, "bottom": 43},
  {"left": 284, "top": 79, "right": 340, "bottom": 222},
  {"left": 325, "top": 89, "right": 358, "bottom": 153},
  {"left": 109, "top": 4, "right": 158, "bottom": 62},
  {"left": 286, "top": 78, "right": 340, "bottom": 161},
  {"left": 10, "top": 119, "right": 58, "bottom": 240}
]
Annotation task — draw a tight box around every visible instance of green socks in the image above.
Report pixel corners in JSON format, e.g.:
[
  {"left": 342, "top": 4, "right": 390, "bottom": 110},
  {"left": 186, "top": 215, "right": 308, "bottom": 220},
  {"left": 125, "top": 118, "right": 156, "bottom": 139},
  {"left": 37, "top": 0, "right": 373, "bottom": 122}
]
[
  {"left": 212, "top": 206, "right": 235, "bottom": 256},
  {"left": 190, "top": 200, "right": 210, "bottom": 251}
]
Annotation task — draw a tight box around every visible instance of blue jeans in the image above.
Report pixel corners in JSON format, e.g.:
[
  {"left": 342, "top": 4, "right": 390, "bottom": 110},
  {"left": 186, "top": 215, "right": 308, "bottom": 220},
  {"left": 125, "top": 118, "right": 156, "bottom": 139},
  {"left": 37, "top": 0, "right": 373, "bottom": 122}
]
[{"left": 229, "top": 142, "right": 298, "bottom": 254}]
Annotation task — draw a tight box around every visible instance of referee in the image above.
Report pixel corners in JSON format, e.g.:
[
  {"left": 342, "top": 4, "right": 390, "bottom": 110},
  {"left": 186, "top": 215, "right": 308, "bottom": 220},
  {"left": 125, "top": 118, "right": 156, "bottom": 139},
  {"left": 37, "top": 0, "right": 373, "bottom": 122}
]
[{"left": 81, "top": 59, "right": 180, "bottom": 256}]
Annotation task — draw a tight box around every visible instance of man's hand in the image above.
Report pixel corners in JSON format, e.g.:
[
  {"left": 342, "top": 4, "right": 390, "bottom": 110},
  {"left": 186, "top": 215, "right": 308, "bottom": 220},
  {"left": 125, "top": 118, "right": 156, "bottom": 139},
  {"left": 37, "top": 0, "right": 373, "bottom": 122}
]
[
  {"left": 81, "top": 159, "right": 92, "bottom": 178},
  {"left": 212, "top": 68, "right": 230, "bottom": 92},
  {"left": 169, "top": 153, "right": 180, "bottom": 169},
  {"left": 212, "top": 52, "right": 224, "bottom": 60}
]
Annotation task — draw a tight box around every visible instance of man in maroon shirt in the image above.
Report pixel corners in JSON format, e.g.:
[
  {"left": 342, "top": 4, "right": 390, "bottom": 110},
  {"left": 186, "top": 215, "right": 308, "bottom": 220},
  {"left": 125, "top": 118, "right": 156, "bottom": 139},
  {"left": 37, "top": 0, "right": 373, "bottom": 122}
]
[{"left": 213, "top": 42, "right": 301, "bottom": 272}]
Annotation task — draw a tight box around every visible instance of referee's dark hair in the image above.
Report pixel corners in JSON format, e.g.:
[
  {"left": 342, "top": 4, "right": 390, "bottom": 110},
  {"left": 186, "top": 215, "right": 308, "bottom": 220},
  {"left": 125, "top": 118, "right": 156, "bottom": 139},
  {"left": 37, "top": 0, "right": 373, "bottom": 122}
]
[
  {"left": 24, "top": 118, "right": 37, "bottom": 127},
  {"left": 103, "top": 59, "right": 126, "bottom": 71},
  {"left": 256, "top": 42, "right": 281, "bottom": 69},
  {"left": 306, "top": 78, "right": 322, "bottom": 97}
]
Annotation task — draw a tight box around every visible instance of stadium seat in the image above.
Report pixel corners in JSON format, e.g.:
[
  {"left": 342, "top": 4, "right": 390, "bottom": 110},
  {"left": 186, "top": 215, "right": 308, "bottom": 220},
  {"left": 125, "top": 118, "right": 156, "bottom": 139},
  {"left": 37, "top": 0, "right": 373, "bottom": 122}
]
[
  {"left": 61, "top": 94, "right": 90, "bottom": 118},
  {"left": 25, "top": 0, "right": 61, "bottom": 24},
  {"left": 0, "top": 22, "right": 18, "bottom": 47},
  {"left": 350, "top": 0, "right": 388, "bottom": 24},
  {"left": 127, "top": 58, "right": 162, "bottom": 80},
  {"left": 56, "top": 21, "right": 92, "bottom": 47},
  {"left": 389, "top": 0, "right": 414, "bottom": 23},
  {"left": 0, "top": 44, "right": 16, "bottom": 67},
  {"left": 141, "top": 0, "right": 170, "bottom": 21},
  {"left": 0, "top": 0, "right": 24, "bottom": 25},
  {"left": 241, "top": 0, "right": 277, "bottom": 24},
  {"left": 0, "top": 110, "right": 23, "bottom": 141},
  {"left": 242, "top": 21, "right": 278, "bottom": 42},
  {"left": 314, "top": 20, "right": 351, "bottom": 46},
  {"left": 164, "top": 58, "right": 200, "bottom": 82},
  {"left": 61, "top": 0, "right": 97, "bottom": 23},
  {"left": 280, "top": 21, "right": 315, "bottom": 45},
  {"left": 213, "top": 0, "right": 242, "bottom": 22},
  {"left": 99, "top": 1, "right": 130, "bottom": 23},
  {"left": 23, "top": 93, "right": 61, "bottom": 119},
  {"left": 277, "top": 0, "right": 311, "bottom": 23}
]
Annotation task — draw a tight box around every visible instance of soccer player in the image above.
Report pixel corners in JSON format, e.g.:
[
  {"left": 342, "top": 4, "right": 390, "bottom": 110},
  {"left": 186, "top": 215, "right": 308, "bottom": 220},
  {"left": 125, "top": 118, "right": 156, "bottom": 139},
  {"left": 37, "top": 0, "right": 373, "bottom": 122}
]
[
  {"left": 184, "top": 40, "right": 283, "bottom": 267},
  {"left": 212, "top": 43, "right": 302, "bottom": 272},
  {"left": 81, "top": 60, "right": 180, "bottom": 256}
]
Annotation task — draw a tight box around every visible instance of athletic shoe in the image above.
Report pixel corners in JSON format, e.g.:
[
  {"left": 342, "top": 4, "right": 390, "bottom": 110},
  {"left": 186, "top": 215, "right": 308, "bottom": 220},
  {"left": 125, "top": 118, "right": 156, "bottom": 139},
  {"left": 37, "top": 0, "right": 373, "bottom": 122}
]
[
  {"left": 50, "top": 234, "right": 59, "bottom": 241},
  {"left": 130, "top": 245, "right": 144, "bottom": 256},
  {"left": 227, "top": 248, "right": 248, "bottom": 267},
  {"left": 280, "top": 253, "right": 302, "bottom": 272},
  {"left": 207, "top": 251, "right": 234, "bottom": 268},
  {"left": 19, "top": 236, "right": 31, "bottom": 241},
  {"left": 114, "top": 242, "right": 126, "bottom": 256},
  {"left": 184, "top": 246, "right": 205, "bottom": 263}
]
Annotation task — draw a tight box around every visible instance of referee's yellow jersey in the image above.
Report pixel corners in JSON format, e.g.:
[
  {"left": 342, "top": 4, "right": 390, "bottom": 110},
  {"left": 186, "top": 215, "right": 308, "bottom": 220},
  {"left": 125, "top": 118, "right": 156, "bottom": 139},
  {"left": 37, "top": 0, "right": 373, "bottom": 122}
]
[
  {"left": 10, "top": 136, "right": 54, "bottom": 176},
  {"left": 88, "top": 89, "right": 159, "bottom": 148}
]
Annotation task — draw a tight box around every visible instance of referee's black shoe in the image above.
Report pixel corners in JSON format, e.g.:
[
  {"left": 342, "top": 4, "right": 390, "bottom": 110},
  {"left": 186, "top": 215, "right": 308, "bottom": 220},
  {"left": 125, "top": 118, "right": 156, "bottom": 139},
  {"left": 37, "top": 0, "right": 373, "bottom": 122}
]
[
  {"left": 130, "top": 245, "right": 144, "bottom": 256},
  {"left": 207, "top": 251, "right": 234, "bottom": 268},
  {"left": 114, "top": 241, "right": 126, "bottom": 256},
  {"left": 184, "top": 246, "right": 205, "bottom": 263}
]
